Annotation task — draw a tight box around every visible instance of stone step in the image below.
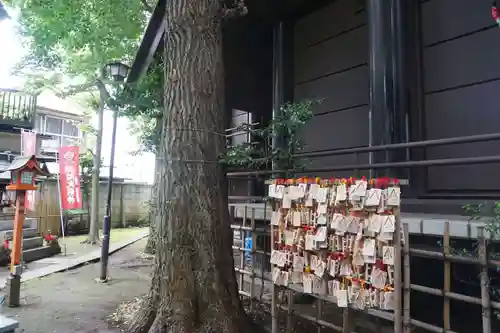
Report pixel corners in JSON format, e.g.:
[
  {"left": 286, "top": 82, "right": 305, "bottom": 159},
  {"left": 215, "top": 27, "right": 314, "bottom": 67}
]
[
  {"left": 22, "top": 245, "right": 61, "bottom": 263},
  {"left": 21, "top": 237, "right": 44, "bottom": 251},
  {"left": 6, "top": 236, "right": 43, "bottom": 251},
  {"left": 0, "top": 217, "right": 36, "bottom": 231},
  {"left": 0, "top": 314, "right": 19, "bottom": 333},
  {"left": 0, "top": 227, "right": 38, "bottom": 240}
]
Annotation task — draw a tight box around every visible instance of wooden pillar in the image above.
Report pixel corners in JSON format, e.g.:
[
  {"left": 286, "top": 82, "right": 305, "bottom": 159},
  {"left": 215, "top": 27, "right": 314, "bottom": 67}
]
[
  {"left": 272, "top": 21, "right": 285, "bottom": 173},
  {"left": 367, "top": 0, "right": 409, "bottom": 177},
  {"left": 10, "top": 191, "right": 25, "bottom": 271}
]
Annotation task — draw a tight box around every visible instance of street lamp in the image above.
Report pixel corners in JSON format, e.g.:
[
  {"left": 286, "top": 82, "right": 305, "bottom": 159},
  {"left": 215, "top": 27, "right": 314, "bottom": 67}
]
[
  {"left": 0, "top": 1, "right": 10, "bottom": 21},
  {"left": 103, "top": 62, "right": 130, "bottom": 83},
  {"left": 99, "top": 61, "right": 130, "bottom": 282}
]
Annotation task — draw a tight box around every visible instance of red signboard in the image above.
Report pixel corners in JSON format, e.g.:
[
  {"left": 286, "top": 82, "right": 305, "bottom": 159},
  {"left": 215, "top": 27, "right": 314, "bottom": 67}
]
[
  {"left": 21, "top": 130, "right": 37, "bottom": 211},
  {"left": 58, "top": 146, "right": 82, "bottom": 210}
]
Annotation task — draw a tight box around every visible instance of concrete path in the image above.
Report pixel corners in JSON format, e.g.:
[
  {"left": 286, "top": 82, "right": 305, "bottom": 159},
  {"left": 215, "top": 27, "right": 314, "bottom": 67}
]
[{"left": 0, "top": 231, "right": 148, "bottom": 289}]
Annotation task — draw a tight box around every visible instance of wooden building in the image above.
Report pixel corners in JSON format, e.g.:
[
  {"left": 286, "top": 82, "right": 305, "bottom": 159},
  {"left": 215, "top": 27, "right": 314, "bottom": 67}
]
[{"left": 129, "top": 0, "right": 500, "bottom": 238}]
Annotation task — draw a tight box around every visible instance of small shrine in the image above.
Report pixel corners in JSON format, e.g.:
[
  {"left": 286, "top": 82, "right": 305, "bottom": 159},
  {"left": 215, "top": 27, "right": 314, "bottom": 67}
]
[{"left": 0, "top": 155, "right": 50, "bottom": 307}]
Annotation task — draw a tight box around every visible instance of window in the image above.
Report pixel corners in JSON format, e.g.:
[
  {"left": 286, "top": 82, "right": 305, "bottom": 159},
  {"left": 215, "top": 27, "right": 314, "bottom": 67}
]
[
  {"left": 34, "top": 115, "right": 43, "bottom": 132},
  {"left": 61, "top": 136, "right": 77, "bottom": 147},
  {"left": 63, "top": 120, "right": 79, "bottom": 137},
  {"left": 45, "top": 117, "right": 62, "bottom": 134},
  {"left": 36, "top": 114, "right": 82, "bottom": 151},
  {"left": 229, "top": 109, "right": 253, "bottom": 147}
]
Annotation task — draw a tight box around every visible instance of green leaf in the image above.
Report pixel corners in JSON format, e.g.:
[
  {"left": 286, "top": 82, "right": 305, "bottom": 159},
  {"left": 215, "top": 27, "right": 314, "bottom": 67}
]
[{"left": 10, "top": 0, "right": 163, "bottom": 152}]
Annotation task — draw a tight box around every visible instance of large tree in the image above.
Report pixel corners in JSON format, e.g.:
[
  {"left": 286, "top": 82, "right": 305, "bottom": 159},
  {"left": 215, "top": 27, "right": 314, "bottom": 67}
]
[
  {"left": 126, "top": 1, "right": 253, "bottom": 332},
  {"left": 13, "top": 0, "right": 254, "bottom": 330}
]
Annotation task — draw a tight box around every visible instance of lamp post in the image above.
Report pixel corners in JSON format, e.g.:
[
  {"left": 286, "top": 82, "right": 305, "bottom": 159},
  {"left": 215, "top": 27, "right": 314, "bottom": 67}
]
[{"left": 99, "top": 61, "right": 130, "bottom": 282}]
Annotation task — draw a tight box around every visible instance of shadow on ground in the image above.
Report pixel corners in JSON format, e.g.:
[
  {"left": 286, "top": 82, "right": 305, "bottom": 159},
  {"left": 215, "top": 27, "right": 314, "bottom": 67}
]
[{"left": 0, "top": 238, "right": 153, "bottom": 333}]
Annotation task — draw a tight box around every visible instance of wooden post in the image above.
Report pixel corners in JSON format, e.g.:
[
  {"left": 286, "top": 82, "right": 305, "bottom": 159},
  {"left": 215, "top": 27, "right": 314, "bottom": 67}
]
[
  {"left": 443, "top": 222, "right": 451, "bottom": 331},
  {"left": 250, "top": 207, "right": 256, "bottom": 312},
  {"left": 403, "top": 223, "right": 411, "bottom": 333},
  {"left": 316, "top": 298, "right": 323, "bottom": 333},
  {"left": 342, "top": 308, "right": 354, "bottom": 333},
  {"left": 239, "top": 205, "right": 247, "bottom": 292},
  {"left": 393, "top": 207, "right": 403, "bottom": 333},
  {"left": 477, "top": 227, "right": 491, "bottom": 333},
  {"left": 271, "top": 202, "right": 278, "bottom": 333},
  {"left": 119, "top": 184, "right": 125, "bottom": 227},
  {"left": 10, "top": 191, "right": 25, "bottom": 271},
  {"left": 286, "top": 289, "right": 293, "bottom": 333}
]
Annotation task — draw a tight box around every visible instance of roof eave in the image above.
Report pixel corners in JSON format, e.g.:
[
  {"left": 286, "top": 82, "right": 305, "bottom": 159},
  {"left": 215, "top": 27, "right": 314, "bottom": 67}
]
[{"left": 127, "top": 0, "right": 166, "bottom": 83}]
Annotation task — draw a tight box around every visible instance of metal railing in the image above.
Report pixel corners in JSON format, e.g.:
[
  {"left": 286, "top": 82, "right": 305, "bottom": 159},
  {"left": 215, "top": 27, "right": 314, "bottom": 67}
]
[
  {"left": 0, "top": 88, "right": 37, "bottom": 128},
  {"left": 227, "top": 131, "right": 500, "bottom": 177},
  {"left": 227, "top": 131, "right": 500, "bottom": 333}
]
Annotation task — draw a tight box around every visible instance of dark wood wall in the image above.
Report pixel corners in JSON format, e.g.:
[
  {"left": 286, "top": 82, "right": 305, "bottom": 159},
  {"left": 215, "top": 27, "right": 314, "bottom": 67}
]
[
  {"left": 293, "top": 0, "right": 369, "bottom": 178},
  {"left": 293, "top": 0, "right": 500, "bottom": 196},
  {"left": 225, "top": 0, "right": 500, "bottom": 199},
  {"left": 224, "top": 17, "right": 273, "bottom": 196},
  {"left": 419, "top": 0, "right": 500, "bottom": 193},
  {"left": 224, "top": 17, "right": 273, "bottom": 121}
]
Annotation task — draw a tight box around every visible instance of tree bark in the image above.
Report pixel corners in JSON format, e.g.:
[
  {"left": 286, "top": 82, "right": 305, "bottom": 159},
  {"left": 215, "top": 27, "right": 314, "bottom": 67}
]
[{"left": 127, "top": 1, "right": 250, "bottom": 332}]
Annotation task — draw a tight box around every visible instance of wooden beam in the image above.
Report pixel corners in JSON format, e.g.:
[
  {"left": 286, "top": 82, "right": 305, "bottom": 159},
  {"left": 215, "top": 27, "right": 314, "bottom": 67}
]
[{"left": 127, "top": 0, "right": 166, "bottom": 83}]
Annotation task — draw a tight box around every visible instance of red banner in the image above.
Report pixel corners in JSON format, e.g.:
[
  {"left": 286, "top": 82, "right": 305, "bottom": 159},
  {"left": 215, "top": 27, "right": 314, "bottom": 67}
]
[
  {"left": 21, "top": 130, "right": 37, "bottom": 211},
  {"left": 58, "top": 146, "right": 82, "bottom": 210},
  {"left": 21, "top": 130, "right": 37, "bottom": 156}
]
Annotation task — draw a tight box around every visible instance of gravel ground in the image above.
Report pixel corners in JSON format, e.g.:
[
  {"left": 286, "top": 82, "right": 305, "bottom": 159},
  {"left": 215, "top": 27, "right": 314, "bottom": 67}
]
[
  {"left": 0, "top": 238, "right": 153, "bottom": 333},
  {"left": 0, "top": 227, "right": 149, "bottom": 285},
  {"left": 0, "top": 240, "right": 395, "bottom": 333}
]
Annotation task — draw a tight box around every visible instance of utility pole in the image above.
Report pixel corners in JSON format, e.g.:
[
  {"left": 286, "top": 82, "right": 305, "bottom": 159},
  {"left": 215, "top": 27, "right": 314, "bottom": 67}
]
[{"left": 89, "top": 90, "right": 104, "bottom": 243}]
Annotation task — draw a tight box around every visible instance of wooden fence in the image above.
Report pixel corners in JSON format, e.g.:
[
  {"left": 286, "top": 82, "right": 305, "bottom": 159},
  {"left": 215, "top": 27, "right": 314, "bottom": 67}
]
[
  {"left": 230, "top": 202, "right": 500, "bottom": 333},
  {"left": 26, "top": 179, "right": 152, "bottom": 235}
]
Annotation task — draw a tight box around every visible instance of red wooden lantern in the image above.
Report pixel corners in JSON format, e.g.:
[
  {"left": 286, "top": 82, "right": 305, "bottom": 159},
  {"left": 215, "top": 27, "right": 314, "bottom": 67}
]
[
  {"left": 5, "top": 155, "right": 49, "bottom": 191},
  {"left": 0, "top": 155, "right": 50, "bottom": 271}
]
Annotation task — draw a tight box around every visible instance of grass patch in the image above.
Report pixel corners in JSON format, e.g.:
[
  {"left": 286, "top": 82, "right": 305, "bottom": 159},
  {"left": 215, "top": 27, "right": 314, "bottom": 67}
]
[{"left": 62, "top": 227, "right": 148, "bottom": 245}]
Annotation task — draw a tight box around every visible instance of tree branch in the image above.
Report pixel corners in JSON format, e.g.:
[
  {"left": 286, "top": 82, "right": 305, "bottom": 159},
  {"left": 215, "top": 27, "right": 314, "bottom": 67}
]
[
  {"left": 140, "top": 0, "right": 154, "bottom": 13},
  {"left": 57, "top": 81, "right": 98, "bottom": 98},
  {"left": 94, "top": 79, "right": 111, "bottom": 103}
]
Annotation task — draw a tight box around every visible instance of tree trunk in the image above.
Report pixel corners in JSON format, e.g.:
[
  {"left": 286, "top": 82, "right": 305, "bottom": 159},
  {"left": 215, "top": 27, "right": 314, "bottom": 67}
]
[
  {"left": 143, "top": 153, "right": 161, "bottom": 254},
  {"left": 88, "top": 88, "right": 105, "bottom": 244},
  {"left": 127, "top": 1, "right": 250, "bottom": 332}
]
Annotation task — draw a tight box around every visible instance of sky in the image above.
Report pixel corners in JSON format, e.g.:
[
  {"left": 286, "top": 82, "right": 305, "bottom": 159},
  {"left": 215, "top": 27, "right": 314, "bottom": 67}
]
[
  {"left": 0, "top": 7, "right": 155, "bottom": 184},
  {"left": 0, "top": 10, "right": 23, "bottom": 89}
]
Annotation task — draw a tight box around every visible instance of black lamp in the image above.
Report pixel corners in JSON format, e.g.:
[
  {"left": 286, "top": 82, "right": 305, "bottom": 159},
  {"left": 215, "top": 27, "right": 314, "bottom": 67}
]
[{"left": 103, "top": 62, "right": 131, "bottom": 83}]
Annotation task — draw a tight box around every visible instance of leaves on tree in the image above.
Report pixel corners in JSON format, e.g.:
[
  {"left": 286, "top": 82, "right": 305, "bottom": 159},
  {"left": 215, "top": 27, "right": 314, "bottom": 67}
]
[{"left": 221, "top": 100, "right": 318, "bottom": 175}]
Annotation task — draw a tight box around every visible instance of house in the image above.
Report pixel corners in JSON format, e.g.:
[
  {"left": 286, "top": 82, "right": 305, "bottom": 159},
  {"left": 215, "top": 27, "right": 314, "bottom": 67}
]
[
  {"left": 34, "top": 90, "right": 90, "bottom": 157},
  {"left": 0, "top": 88, "right": 90, "bottom": 262},
  {"left": 0, "top": 89, "right": 90, "bottom": 178},
  {"left": 0, "top": 88, "right": 41, "bottom": 189}
]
